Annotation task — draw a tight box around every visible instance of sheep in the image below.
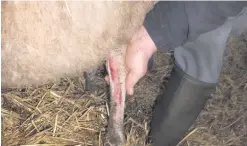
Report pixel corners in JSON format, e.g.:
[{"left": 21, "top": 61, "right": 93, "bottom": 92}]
[{"left": 1, "top": 1, "right": 156, "bottom": 145}]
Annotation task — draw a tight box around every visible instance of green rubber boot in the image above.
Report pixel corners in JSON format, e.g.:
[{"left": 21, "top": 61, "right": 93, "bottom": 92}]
[{"left": 148, "top": 64, "right": 216, "bottom": 146}]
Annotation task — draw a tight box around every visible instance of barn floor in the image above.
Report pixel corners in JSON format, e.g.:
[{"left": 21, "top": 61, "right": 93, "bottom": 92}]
[{"left": 2, "top": 33, "right": 247, "bottom": 146}]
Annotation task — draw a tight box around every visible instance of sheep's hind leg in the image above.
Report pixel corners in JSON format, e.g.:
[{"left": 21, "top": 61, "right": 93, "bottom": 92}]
[
  {"left": 84, "top": 66, "right": 107, "bottom": 94},
  {"left": 104, "top": 53, "right": 126, "bottom": 146}
]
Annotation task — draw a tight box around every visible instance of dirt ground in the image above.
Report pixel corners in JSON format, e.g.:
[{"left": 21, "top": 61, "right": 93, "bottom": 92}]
[{"left": 2, "top": 33, "right": 247, "bottom": 146}]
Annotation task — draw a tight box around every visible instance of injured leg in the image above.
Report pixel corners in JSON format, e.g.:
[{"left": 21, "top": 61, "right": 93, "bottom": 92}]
[{"left": 105, "top": 53, "right": 126, "bottom": 146}]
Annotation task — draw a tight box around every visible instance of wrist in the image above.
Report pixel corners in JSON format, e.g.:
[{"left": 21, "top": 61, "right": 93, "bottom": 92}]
[{"left": 142, "top": 27, "right": 157, "bottom": 59}]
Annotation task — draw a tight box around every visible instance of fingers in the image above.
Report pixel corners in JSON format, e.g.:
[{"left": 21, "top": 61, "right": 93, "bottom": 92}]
[
  {"left": 125, "top": 43, "right": 138, "bottom": 70},
  {"left": 125, "top": 42, "right": 148, "bottom": 96},
  {"left": 105, "top": 76, "right": 110, "bottom": 84},
  {"left": 125, "top": 70, "right": 144, "bottom": 96}
]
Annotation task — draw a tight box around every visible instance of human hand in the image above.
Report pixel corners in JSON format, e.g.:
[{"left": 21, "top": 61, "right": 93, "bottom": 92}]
[
  {"left": 124, "top": 25, "right": 157, "bottom": 95},
  {"left": 105, "top": 26, "right": 157, "bottom": 95}
]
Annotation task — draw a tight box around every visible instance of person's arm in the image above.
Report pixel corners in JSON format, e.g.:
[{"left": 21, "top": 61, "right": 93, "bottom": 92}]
[
  {"left": 144, "top": 1, "right": 247, "bottom": 50},
  {"left": 123, "top": 2, "right": 247, "bottom": 95}
]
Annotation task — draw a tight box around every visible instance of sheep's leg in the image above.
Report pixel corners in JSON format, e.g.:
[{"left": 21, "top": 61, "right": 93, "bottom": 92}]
[
  {"left": 84, "top": 69, "right": 98, "bottom": 92},
  {"left": 105, "top": 52, "right": 126, "bottom": 146}
]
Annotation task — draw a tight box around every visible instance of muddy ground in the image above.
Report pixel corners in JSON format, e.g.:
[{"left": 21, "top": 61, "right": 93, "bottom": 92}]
[{"left": 2, "top": 33, "right": 247, "bottom": 146}]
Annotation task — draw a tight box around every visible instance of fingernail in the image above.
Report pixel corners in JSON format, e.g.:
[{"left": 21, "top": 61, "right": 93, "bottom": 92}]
[{"left": 129, "top": 88, "right": 134, "bottom": 95}]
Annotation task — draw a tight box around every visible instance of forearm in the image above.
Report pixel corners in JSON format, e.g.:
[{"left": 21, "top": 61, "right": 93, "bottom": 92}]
[{"left": 144, "top": 1, "right": 247, "bottom": 50}]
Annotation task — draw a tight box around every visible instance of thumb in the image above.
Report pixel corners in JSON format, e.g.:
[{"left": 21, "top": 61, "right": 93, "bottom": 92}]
[{"left": 125, "top": 70, "right": 143, "bottom": 96}]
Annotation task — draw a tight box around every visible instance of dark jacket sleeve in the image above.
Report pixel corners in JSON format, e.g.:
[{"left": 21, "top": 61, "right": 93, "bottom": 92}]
[{"left": 144, "top": 2, "right": 247, "bottom": 50}]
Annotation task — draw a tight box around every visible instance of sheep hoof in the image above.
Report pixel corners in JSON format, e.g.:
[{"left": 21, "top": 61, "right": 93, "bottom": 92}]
[{"left": 104, "top": 132, "right": 125, "bottom": 146}]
